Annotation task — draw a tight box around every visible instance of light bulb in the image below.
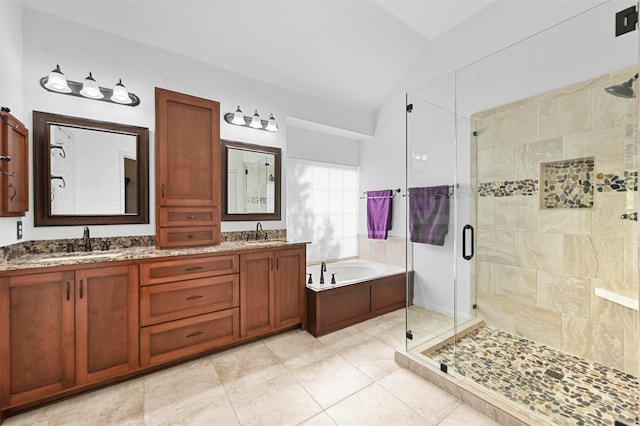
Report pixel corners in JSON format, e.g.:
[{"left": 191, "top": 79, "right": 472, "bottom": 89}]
[
  {"left": 249, "top": 110, "right": 262, "bottom": 129},
  {"left": 79, "top": 72, "right": 104, "bottom": 99},
  {"left": 111, "top": 79, "right": 132, "bottom": 104},
  {"left": 231, "top": 105, "right": 245, "bottom": 125},
  {"left": 44, "top": 64, "right": 72, "bottom": 93},
  {"left": 265, "top": 113, "right": 278, "bottom": 132}
]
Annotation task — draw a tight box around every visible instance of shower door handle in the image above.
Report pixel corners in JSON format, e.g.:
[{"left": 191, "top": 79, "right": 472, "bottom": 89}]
[{"left": 462, "top": 224, "right": 474, "bottom": 261}]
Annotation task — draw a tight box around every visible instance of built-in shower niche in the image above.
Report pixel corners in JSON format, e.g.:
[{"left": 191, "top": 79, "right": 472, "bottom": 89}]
[{"left": 540, "top": 157, "right": 595, "bottom": 209}]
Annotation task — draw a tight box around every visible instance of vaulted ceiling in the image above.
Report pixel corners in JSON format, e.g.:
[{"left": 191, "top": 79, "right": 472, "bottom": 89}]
[{"left": 22, "top": 0, "right": 494, "bottom": 114}]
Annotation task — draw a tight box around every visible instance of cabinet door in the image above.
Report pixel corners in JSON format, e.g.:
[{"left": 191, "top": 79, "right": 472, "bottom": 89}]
[
  {"left": 274, "top": 247, "right": 306, "bottom": 329},
  {"left": 240, "top": 251, "right": 275, "bottom": 338},
  {"left": 75, "top": 265, "right": 139, "bottom": 384},
  {"left": 155, "top": 88, "right": 220, "bottom": 208},
  {"left": 0, "top": 271, "right": 75, "bottom": 408},
  {"left": 0, "top": 111, "right": 29, "bottom": 216}
]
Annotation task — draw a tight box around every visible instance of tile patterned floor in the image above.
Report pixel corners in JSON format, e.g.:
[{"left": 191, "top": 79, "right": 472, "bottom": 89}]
[
  {"left": 3, "top": 309, "right": 499, "bottom": 426},
  {"left": 424, "top": 325, "right": 639, "bottom": 426}
]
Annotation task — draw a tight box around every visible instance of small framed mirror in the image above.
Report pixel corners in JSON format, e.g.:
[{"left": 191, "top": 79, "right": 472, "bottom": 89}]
[
  {"left": 221, "top": 139, "right": 281, "bottom": 221},
  {"left": 33, "top": 111, "right": 149, "bottom": 226}
]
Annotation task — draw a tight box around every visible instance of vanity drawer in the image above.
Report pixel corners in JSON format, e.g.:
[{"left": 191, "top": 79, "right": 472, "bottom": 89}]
[
  {"left": 157, "top": 225, "right": 220, "bottom": 248},
  {"left": 158, "top": 207, "right": 218, "bottom": 227},
  {"left": 140, "top": 308, "right": 239, "bottom": 366},
  {"left": 140, "top": 254, "right": 238, "bottom": 285},
  {"left": 140, "top": 275, "right": 239, "bottom": 326}
]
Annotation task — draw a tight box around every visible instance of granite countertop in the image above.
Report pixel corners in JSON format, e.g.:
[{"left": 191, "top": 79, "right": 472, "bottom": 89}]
[{"left": 2, "top": 240, "right": 308, "bottom": 272}]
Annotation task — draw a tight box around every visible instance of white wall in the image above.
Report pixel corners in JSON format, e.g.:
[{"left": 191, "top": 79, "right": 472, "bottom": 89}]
[
  {"left": 1, "top": 6, "right": 376, "bottom": 246},
  {"left": 0, "top": 1, "right": 24, "bottom": 246},
  {"left": 287, "top": 127, "right": 360, "bottom": 167}
]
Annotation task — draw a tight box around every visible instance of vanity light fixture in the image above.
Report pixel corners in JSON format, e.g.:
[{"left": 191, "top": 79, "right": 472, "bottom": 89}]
[
  {"left": 223, "top": 106, "right": 279, "bottom": 132},
  {"left": 40, "top": 65, "right": 140, "bottom": 107}
]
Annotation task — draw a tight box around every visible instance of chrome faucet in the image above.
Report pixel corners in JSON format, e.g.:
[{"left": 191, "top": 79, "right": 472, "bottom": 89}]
[
  {"left": 320, "top": 260, "right": 327, "bottom": 284},
  {"left": 255, "top": 222, "right": 263, "bottom": 240},
  {"left": 82, "top": 226, "right": 92, "bottom": 252}
]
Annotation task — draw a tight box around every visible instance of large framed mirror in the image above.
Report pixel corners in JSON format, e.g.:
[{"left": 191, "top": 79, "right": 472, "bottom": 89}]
[
  {"left": 33, "top": 111, "right": 149, "bottom": 226},
  {"left": 221, "top": 139, "right": 281, "bottom": 221}
]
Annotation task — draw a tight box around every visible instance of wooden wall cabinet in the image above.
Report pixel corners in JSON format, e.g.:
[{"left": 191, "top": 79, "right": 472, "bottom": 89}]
[
  {"left": 240, "top": 247, "right": 306, "bottom": 338},
  {"left": 0, "top": 110, "right": 29, "bottom": 216},
  {"left": 0, "top": 265, "right": 139, "bottom": 409},
  {"left": 155, "top": 88, "right": 221, "bottom": 248}
]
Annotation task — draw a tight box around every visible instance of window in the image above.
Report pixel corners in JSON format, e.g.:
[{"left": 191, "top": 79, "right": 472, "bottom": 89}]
[{"left": 286, "top": 159, "right": 358, "bottom": 263}]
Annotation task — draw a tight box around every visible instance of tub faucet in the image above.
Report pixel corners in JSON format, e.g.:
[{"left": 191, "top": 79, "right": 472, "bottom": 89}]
[
  {"left": 255, "top": 222, "right": 263, "bottom": 240},
  {"left": 320, "top": 260, "right": 327, "bottom": 284},
  {"left": 82, "top": 226, "right": 92, "bottom": 252}
]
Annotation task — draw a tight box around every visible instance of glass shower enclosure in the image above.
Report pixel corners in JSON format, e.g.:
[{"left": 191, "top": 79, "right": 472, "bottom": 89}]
[{"left": 405, "top": 2, "right": 639, "bottom": 424}]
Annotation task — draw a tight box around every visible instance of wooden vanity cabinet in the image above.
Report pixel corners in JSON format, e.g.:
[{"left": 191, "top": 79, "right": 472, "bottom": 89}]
[
  {"left": 155, "top": 88, "right": 221, "bottom": 248},
  {"left": 0, "top": 265, "right": 139, "bottom": 409},
  {"left": 0, "top": 110, "right": 29, "bottom": 216},
  {"left": 139, "top": 254, "right": 240, "bottom": 366},
  {"left": 74, "top": 265, "right": 139, "bottom": 385},
  {"left": 240, "top": 247, "right": 306, "bottom": 338}
]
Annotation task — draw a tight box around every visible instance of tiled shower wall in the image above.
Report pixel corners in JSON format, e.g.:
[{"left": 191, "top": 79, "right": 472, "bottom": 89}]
[{"left": 471, "top": 67, "right": 639, "bottom": 375}]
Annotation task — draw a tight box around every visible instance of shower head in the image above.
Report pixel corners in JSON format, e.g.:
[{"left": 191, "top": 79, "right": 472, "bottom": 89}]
[{"left": 604, "top": 73, "right": 638, "bottom": 98}]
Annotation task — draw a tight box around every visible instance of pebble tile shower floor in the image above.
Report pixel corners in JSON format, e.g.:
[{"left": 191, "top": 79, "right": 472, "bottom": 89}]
[{"left": 423, "top": 325, "right": 638, "bottom": 425}]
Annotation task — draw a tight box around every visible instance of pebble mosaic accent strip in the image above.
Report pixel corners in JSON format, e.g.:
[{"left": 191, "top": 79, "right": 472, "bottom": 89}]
[
  {"left": 477, "top": 179, "right": 538, "bottom": 197},
  {"left": 596, "top": 171, "right": 638, "bottom": 192},
  {"left": 541, "top": 158, "right": 594, "bottom": 209},
  {"left": 424, "top": 326, "right": 638, "bottom": 426}
]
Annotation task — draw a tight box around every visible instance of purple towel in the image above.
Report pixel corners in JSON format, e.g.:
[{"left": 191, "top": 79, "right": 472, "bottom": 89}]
[
  {"left": 409, "top": 186, "right": 450, "bottom": 245},
  {"left": 367, "top": 190, "right": 393, "bottom": 240}
]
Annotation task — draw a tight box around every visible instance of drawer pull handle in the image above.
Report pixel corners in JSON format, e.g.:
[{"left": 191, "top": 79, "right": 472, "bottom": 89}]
[
  {"left": 186, "top": 331, "right": 204, "bottom": 338},
  {"left": 185, "top": 295, "right": 204, "bottom": 301},
  {"left": 187, "top": 234, "right": 193, "bottom": 239},
  {"left": 66, "top": 281, "right": 71, "bottom": 301},
  {"left": 79, "top": 279, "right": 84, "bottom": 299},
  {"left": 187, "top": 215, "right": 195, "bottom": 219},
  {"left": 185, "top": 266, "right": 204, "bottom": 272}
]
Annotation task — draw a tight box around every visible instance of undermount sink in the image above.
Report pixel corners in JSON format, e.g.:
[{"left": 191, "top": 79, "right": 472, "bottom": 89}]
[{"left": 30, "top": 252, "right": 116, "bottom": 263}]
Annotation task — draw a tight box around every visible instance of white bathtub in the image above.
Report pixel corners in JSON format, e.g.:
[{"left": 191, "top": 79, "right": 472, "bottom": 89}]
[{"left": 306, "top": 259, "right": 405, "bottom": 291}]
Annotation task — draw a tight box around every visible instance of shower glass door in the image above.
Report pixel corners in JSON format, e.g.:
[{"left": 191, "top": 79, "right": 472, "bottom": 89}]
[
  {"left": 405, "top": 72, "right": 476, "bottom": 357},
  {"left": 406, "top": 1, "right": 639, "bottom": 423}
]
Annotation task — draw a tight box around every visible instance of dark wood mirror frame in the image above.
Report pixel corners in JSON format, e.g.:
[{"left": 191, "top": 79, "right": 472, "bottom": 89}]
[
  {"left": 33, "top": 111, "right": 149, "bottom": 226},
  {"left": 221, "top": 139, "right": 281, "bottom": 221}
]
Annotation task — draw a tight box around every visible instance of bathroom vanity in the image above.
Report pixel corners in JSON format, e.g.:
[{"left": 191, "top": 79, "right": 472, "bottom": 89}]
[{"left": 0, "top": 241, "right": 306, "bottom": 421}]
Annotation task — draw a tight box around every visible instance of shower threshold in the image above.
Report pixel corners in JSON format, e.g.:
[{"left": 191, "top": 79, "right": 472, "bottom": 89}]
[{"left": 396, "top": 322, "right": 638, "bottom": 425}]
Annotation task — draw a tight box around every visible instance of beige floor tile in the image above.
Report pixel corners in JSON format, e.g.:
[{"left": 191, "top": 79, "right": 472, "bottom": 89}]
[
  {"left": 377, "top": 368, "right": 460, "bottom": 423},
  {"left": 317, "top": 326, "right": 373, "bottom": 352},
  {"left": 226, "top": 373, "right": 322, "bottom": 425},
  {"left": 297, "top": 411, "right": 338, "bottom": 425},
  {"left": 263, "top": 328, "right": 335, "bottom": 369},
  {"left": 437, "top": 403, "right": 501, "bottom": 426},
  {"left": 338, "top": 337, "right": 400, "bottom": 380},
  {"left": 292, "top": 354, "right": 372, "bottom": 408},
  {"left": 49, "top": 378, "right": 144, "bottom": 426},
  {"left": 374, "top": 323, "right": 406, "bottom": 350},
  {"left": 210, "top": 340, "right": 289, "bottom": 393},
  {"left": 325, "top": 383, "right": 427, "bottom": 425},
  {"left": 144, "top": 358, "right": 238, "bottom": 425}
]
